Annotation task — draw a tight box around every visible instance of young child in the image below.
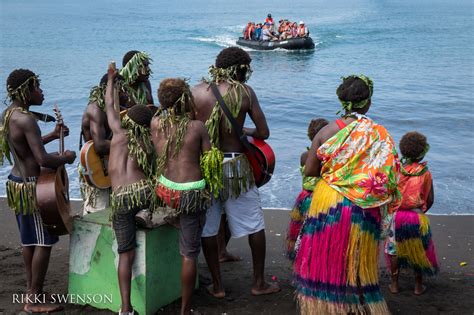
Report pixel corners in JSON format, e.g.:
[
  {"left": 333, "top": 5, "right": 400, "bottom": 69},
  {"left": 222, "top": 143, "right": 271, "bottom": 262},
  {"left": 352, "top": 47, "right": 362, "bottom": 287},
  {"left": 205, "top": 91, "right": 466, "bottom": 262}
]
[
  {"left": 105, "top": 64, "right": 154, "bottom": 315},
  {"left": 151, "top": 78, "right": 220, "bottom": 315},
  {"left": 386, "top": 131, "right": 438, "bottom": 295},
  {"left": 286, "top": 118, "right": 328, "bottom": 261}
]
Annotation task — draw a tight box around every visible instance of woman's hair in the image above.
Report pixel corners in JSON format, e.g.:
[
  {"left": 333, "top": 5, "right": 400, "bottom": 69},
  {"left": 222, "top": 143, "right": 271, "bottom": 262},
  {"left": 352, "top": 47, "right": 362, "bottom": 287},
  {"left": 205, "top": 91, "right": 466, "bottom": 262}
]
[
  {"left": 307, "top": 118, "right": 329, "bottom": 141},
  {"left": 336, "top": 76, "right": 371, "bottom": 104},
  {"left": 399, "top": 131, "right": 428, "bottom": 162}
]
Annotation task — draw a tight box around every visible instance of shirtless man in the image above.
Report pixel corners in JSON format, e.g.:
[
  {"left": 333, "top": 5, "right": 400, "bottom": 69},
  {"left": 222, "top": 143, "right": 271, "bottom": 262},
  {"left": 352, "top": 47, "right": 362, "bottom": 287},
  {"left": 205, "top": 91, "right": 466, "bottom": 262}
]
[
  {"left": 191, "top": 47, "right": 280, "bottom": 297},
  {"left": 152, "top": 78, "right": 212, "bottom": 315},
  {"left": 104, "top": 64, "right": 154, "bottom": 315},
  {"left": 80, "top": 73, "right": 130, "bottom": 215},
  {"left": 121, "top": 50, "right": 154, "bottom": 106},
  {"left": 1, "top": 69, "right": 76, "bottom": 313}
]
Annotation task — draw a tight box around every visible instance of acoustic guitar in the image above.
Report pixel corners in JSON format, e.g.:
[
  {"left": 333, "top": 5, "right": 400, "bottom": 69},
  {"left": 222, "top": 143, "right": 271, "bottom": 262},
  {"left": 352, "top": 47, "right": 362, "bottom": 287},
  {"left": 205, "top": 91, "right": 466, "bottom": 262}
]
[
  {"left": 245, "top": 137, "right": 275, "bottom": 187},
  {"left": 36, "top": 105, "right": 73, "bottom": 235},
  {"left": 80, "top": 141, "right": 111, "bottom": 189}
]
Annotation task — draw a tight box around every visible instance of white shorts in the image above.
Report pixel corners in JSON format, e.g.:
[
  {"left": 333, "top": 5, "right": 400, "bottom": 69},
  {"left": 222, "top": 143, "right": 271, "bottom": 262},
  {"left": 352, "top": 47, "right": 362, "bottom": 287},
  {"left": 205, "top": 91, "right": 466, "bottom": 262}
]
[{"left": 202, "top": 185, "right": 265, "bottom": 238}]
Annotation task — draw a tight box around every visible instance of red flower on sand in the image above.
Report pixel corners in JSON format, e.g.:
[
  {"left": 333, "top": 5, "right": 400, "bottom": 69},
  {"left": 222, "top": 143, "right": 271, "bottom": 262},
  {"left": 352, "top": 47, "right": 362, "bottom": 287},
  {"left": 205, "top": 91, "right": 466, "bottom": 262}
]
[{"left": 359, "top": 172, "right": 388, "bottom": 198}]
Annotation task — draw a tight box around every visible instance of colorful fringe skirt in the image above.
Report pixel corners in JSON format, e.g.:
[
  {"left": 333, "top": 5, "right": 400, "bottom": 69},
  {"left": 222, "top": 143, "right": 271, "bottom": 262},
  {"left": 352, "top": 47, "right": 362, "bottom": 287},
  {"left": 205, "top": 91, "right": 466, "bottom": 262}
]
[
  {"left": 387, "top": 209, "right": 438, "bottom": 276},
  {"left": 287, "top": 189, "right": 312, "bottom": 261},
  {"left": 293, "top": 180, "right": 389, "bottom": 315}
]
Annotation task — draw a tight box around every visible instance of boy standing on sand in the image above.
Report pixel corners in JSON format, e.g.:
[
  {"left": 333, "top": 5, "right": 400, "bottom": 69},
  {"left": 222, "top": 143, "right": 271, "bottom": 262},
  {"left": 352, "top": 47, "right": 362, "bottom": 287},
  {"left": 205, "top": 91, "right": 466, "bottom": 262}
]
[
  {"left": 152, "top": 78, "right": 219, "bottom": 315},
  {"left": 1, "top": 69, "right": 76, "bottom": 313},
  {"left": 104, "top": 64, "right": 154, "bottom": 315}
]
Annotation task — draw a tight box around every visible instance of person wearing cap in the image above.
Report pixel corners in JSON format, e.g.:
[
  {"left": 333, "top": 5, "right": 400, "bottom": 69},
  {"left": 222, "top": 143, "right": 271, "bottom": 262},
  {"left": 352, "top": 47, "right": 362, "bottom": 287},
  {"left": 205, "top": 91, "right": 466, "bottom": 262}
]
[
  {"left": 262, "top": 23, "right": 278, "bottom": 41},
  {"left": 297, "top": 21, "right": 309, "bottom": 38},
  {"left": 265, "top": 13, "right": 273, "bottom": 24}
]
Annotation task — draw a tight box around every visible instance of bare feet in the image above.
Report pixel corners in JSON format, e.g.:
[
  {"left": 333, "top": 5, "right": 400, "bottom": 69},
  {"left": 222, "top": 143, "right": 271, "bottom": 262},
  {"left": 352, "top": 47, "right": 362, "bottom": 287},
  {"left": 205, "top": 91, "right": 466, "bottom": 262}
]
[
  {"left": 251, "top": 282, "right": 281, "bottom": 296},
  {"left": 414, "top": 285, "right": 427, "bottom": 295},
  {"left": 23, "top": 303, "right": 63, "bottom": 313},
  {"left": 389, "top": 283, "right": 400, "bottom": 294},
  {"left": 219, "top": 252, "right": 242, "bottom": 263},
  {"left": 206, "top": 284, "right": 225, "bottom": 299}
]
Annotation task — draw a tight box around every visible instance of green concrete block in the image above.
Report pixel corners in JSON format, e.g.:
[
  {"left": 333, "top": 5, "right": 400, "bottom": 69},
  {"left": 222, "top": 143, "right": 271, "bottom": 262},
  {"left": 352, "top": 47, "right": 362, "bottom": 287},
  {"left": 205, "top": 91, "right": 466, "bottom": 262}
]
[{"left": 68, "top": 209, "right": 184, "bottom": 314}]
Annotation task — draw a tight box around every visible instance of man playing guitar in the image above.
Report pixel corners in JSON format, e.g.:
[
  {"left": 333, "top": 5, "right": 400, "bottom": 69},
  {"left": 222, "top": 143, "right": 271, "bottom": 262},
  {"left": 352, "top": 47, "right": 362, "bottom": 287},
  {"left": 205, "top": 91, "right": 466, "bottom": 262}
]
[
  {"left": 1, "top": 69, "right": 76, "bottom": 313},
  {"left": 80, "top": 73, "right": 130, "bottom": 215},
  {"left": 191, "top": 47, "right": 280, "bottom": 298}
]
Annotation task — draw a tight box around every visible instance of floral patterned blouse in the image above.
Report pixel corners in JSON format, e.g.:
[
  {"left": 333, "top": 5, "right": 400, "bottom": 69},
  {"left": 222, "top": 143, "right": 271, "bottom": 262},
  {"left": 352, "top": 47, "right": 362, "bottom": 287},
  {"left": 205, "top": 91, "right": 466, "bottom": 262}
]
[
  {"left": 317, "top": 115, "right": 401, "bottom": 210},
  {"left": 399, "top": 162, "right": 432, "bottom": 212}
]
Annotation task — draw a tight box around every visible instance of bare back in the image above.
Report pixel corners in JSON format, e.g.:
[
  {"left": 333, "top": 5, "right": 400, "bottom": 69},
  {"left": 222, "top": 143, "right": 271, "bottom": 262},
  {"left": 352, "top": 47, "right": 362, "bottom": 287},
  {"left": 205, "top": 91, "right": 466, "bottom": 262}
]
[
  {"left": 151, "top": 117, "right": 210, "bottom": 183},
  {"left": 108, "top": 129, "right": 146, "bottom": 189},
  {"left": 191, "top": 81, "right": 269, "bottom": 152}
]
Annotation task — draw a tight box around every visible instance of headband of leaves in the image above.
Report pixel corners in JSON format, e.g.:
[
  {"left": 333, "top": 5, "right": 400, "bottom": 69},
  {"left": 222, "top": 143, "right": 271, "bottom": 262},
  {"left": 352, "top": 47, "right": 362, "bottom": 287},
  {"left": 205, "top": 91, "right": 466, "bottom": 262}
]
[
  {"left": 6, "top": 75, "right": 40, "bottom": 104},
  {"left": 88, "top": 77, "right": 127, "bottom": 111},
  {"left": 207, "top": 64, "right": 252, "bottom": 84},
  {"left": 170, "top": 79, "right": 194, "bottom": 115},
  {"left": 401, "top": 143, "right": 430, "bottom": 165},
  {"left": 338, "top": 74, "right": 374, "bottom": 112},
  {"left": 120, "top": 52, "right": 152, "bottom": 85},
  {"left": 121, "top": 115, "right": 153, "bottom": 176}
]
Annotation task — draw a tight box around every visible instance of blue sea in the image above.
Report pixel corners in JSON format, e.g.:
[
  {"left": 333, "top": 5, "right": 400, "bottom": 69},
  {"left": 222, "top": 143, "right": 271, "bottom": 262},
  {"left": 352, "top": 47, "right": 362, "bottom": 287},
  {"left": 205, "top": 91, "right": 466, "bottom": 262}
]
[{"left": 1, "top": 0, "right": 473, "bottom": 214}]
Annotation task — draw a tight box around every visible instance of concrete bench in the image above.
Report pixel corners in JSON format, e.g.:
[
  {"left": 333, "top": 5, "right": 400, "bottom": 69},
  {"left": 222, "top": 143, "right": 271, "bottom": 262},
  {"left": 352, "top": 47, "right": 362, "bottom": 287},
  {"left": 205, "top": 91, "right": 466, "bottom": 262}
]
[{"left": 68, "top": 209, "right": 184, "bottom": 314}]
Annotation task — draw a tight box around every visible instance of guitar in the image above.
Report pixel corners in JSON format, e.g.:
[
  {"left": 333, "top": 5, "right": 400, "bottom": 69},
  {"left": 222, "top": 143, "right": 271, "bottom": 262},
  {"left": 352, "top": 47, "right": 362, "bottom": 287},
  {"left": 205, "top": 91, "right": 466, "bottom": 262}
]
[
  {"left": 36, "top": 105, "right": 73, "bottom": 235},
  {"left": 244, "top": 137, "right": 275, "bottom": 187},
  {"left": 80, "top": 141, "right": 111, "bottom": 189}
]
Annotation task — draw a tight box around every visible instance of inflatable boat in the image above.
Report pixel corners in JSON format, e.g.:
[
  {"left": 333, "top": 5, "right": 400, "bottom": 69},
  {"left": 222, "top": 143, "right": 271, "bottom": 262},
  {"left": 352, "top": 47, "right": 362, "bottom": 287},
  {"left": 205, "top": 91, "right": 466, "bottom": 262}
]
[{"left": 236, "top": 37, "right": 315, "bottom": 50}]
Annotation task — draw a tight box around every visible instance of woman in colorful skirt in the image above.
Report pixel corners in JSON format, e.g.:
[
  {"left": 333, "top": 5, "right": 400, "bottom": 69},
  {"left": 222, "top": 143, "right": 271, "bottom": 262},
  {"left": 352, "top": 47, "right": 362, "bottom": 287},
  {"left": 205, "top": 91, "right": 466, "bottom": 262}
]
[
  {"left": 385, "top": 131, "right": 438, "bottom": 295},
  {"left": 286, "top": 118, "right": 328, "bottom": 261},
  {"left": 293, "top": 75, "right": 401, "bottom": 315}
]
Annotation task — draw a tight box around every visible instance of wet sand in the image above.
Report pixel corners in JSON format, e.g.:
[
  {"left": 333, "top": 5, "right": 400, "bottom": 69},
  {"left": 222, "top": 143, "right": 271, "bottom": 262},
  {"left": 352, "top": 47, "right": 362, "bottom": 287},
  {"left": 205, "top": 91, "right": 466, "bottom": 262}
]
[{"left": 0, "top": 198, "right": 473, "bottom": 314}]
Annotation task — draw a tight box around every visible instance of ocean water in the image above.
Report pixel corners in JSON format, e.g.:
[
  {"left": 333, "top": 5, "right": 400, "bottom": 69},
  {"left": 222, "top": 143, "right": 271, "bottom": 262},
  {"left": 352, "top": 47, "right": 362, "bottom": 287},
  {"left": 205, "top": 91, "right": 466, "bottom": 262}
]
[{"left": 0, "top": 0, "right": 473, "bottom": 214}]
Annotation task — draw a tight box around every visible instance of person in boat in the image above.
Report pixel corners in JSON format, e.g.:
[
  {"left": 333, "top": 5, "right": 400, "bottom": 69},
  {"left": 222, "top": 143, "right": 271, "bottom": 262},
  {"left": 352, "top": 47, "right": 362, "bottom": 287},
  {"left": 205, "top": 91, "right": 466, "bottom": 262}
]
[
  {"left": 265, "top": 13, "right": 273, "bottom": 25},
  {"left": 280, "top": 21, "right": 293, "bottom": 40},
  {"left": 291, "top": 22, "right": 298, "bottom": 38},
  {"left": 80, "top": 73, "right": 130, "bottom": 215},
  {"left": 104, "top": 65, "right": 155, "bottom": 315},
  {"left": 191, "top": 47, "right": 280, "bottom": 298},
  {"left": 254, "top": 23, "right": 263, "bottom": 40},
  {"left": 152, "top": 78, "right": 218, "bottom": 315},
  {"left": 120, "top": 50, "right": 154, "bottom": 106},
  {"left": 293, "top": 75, "right": 401, "bottom": 314},
  {"left": 278, "top": 20, "right": 285, "bottom": 34},
  {"left": 262, "top": 23, "right": 278, "bottom": 41},
  {"left": 243, "top": 22, "right": 252, "bottom": 40},
  {"left": 297, "top": 21, "right": 309, "bottom": 38},
  {"left": 1, "top": 69, "right": 76, "bottom": 313}
]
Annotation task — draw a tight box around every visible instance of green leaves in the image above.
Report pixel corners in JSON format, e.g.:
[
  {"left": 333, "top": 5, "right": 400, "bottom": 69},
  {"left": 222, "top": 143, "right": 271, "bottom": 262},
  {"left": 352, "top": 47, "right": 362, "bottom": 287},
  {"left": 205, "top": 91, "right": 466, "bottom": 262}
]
[{"left": 200, "top": 146, "right": 224, "bottom": 198}]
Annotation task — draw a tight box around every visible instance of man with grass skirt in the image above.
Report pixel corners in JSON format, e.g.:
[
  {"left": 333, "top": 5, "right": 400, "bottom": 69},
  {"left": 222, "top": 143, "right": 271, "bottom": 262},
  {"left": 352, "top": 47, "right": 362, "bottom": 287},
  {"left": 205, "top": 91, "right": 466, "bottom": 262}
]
[
  {"left": 80, "top": 73, "right": 130, "bottom": 215},
  {"left": 1, "top": 69, "right": 76, "bottom": 312},
  {"left": 191, "top": 47, "right": 280, "bottom": 298}
]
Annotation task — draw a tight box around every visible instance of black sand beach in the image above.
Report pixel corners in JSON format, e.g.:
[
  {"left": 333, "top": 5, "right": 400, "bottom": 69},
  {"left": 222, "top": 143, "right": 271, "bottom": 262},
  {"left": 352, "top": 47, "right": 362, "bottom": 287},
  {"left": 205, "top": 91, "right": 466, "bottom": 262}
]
[{"left": 0, "top": 199, "right": 473, "bottom": 314}]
